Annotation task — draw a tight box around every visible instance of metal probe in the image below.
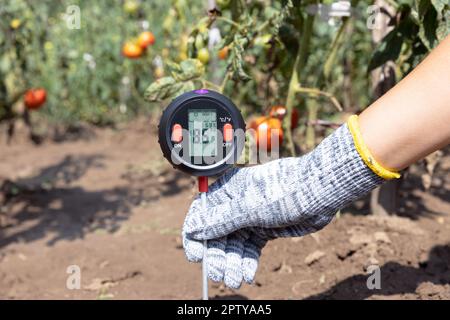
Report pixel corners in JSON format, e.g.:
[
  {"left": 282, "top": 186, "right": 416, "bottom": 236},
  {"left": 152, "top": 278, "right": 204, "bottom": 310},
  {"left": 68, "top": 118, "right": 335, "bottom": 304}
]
[{"left": 198, "top": 176, "right": 209, "bottom": 300}]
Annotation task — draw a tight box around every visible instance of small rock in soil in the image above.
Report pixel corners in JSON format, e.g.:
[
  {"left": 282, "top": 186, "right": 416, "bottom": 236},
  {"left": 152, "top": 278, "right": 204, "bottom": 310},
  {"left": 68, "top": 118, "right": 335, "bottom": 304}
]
[
  {"left": 374, "top": 231, "right": 391, "bottom": 244},
  {"left": 304, "top": 250, "right": 326, "bottom": 266}
]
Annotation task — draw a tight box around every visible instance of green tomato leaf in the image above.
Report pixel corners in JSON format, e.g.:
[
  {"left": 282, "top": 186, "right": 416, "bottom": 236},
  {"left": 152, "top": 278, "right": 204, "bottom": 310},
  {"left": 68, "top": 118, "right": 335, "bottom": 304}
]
[
  {"left": 368, "top": 28, "right": 404, "bottom": 71},
  {"left": 144, "top": 77, "right": 183, "bottom": 102},
  {"left": 416, "top": 0, "right": 431, "bottom": 19},
  {"left": 166, "top": 60, "right": 182, "bottom": 74},
  {"left": 418, "top": 4, "right": 439, "bottom": 50},
  {"left": 177, "top": 59, "right": 205, "bottom": 81},
  {"left": 431, "top": 0, "right": 446, "bottom": 13},
  {"left": 268, "top": 0, "right": 293, "bottom": 36},
  {"left": 174, "top": 80, "right": 195, "bottom": 97},
  {"left": 436, "top": 9, "right": 450, "bottom": 41},
  {"left": 230, "top": 39, "right": 251, "bottom": 82},
  {"left": 165, "top": 59, "right": 204, "bottom": 82}
]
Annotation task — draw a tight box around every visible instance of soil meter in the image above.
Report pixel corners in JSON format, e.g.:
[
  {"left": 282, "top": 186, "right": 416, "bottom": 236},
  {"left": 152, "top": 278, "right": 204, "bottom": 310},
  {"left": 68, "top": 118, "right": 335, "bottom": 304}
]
[
  {"left": 158, "top": 89, "right": 245, "bottom": 177},
  {"left": 158, "top": 89, "right": 245, "bottom": 300}
]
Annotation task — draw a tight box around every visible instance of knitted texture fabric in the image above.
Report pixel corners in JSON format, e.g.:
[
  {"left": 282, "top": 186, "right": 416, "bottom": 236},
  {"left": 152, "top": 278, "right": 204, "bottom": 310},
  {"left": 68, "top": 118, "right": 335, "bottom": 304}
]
[{"left": 183, "top": 123, "right": 385, "bottom": 288}]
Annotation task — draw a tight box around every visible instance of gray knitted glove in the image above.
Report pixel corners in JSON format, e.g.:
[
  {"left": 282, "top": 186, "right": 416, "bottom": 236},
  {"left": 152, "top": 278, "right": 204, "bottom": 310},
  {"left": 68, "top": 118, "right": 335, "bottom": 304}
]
[
  {"left": 183, "top": 230, "right": 268, "bottom": 288},
  {"left": 183, "top": 123, "right": 386, "bottom": 288},
  {"left": 183, "top": 178, "right": 273, "bottom": 288},
  {"left": 184, "top": 123, "right": 384, "bottom": 239}
]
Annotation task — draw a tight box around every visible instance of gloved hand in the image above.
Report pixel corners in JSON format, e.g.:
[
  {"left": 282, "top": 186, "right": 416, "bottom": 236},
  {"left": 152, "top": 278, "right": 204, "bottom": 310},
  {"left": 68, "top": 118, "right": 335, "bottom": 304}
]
[
  {"left": 183, "top": 173, "right": 309, "bottom": 289},
  {"left": 183, "top": 230, "right": 268, "bottom": 289},
  {"left": 183, "top": 121, "right": 396, "bottom": 288},
  {"left": 183, "top": 178, "right": 271, "bottom": 289}
]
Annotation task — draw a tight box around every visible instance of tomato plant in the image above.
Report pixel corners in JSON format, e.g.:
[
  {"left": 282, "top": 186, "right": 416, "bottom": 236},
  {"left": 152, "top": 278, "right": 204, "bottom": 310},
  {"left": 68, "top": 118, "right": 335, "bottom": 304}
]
[
  {"left": 0, "top": 0, "right": 186, "bottom": 132},
  {"left": 0, "top": 0, "right": 447, "bottom": 146},
  {"left": 144, "top": 0, "right": 448, "bottom": 156}
]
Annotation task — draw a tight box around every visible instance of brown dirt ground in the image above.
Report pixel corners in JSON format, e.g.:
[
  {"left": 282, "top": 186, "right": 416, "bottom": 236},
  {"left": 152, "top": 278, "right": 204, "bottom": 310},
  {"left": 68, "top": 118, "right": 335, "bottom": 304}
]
[{"left": 0, "top": 118, "right": 449, "bottom": 300}]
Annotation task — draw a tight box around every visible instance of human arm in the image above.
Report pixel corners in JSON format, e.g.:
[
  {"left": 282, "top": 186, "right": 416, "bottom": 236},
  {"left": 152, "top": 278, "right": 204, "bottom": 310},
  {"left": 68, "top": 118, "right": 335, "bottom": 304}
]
[{"left": 359, "top": 34, "right": 450, "bottom": 171}]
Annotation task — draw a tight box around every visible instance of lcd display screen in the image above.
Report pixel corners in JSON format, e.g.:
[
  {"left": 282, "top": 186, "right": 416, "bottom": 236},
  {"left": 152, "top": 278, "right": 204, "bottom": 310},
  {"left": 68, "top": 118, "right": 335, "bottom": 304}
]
[{"left": 188, "top": 109, "right": 217, "bottom": 157}]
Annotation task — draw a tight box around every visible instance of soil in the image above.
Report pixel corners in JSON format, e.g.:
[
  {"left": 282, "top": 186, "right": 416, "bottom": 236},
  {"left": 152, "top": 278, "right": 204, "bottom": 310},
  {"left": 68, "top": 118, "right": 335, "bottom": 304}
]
[{"left": 0, "top": 118, "right": 449, "bottom": 300}]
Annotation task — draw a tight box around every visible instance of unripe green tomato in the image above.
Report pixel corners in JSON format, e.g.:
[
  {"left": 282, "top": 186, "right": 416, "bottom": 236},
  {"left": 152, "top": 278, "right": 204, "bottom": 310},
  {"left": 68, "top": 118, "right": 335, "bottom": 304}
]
[
  {"left": 197, "top": 48, "right": 210, "bottom": 64},
  {"left": 198, "top": 22, "right": 208, "bottom": 34},
  {"left": 123, "top": 0, "right": 139, "bottom": 14},
  {"left": 195, "top": 34, "right": 205, "bottom": 50},
  {"left": 163, "top": 15, "right": 173, "bottom": 31},
  {"left": 254, "top": 34, "right": 272, "bottom": 49}
]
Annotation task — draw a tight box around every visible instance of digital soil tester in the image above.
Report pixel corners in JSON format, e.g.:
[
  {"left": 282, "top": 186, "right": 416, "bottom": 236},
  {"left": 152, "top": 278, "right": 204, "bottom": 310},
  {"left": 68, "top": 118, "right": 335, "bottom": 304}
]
[{"left": 158, "top": 89, "right": 245, "bottom": 299}]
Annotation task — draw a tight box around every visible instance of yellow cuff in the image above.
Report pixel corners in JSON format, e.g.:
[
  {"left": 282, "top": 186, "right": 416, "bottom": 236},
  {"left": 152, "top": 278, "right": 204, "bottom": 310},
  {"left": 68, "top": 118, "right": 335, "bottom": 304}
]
[{"left": 347, "top": 115, "right": 400, "bottom": 180}]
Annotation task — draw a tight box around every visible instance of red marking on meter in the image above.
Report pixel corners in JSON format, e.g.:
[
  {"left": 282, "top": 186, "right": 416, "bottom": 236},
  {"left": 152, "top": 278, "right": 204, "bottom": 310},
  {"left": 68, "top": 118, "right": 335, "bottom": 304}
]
[
  {"left": 223, "top": 123, "right": 233, "bottom": 142},
  {"left": 171, "top": 124, "right": 183, "bottom": 143}
]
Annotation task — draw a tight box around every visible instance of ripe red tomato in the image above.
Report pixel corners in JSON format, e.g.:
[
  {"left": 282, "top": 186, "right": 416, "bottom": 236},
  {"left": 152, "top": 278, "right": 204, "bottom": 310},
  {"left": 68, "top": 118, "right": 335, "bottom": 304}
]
[
  {"left": 122, "top": 41, "right": 143, "bottom": 59},
  {"left": 249, "top": 116, "right": 283, "bottom": 152},
  {"left": 24, "top": 88, "right": 47, "bottom": 110},
  {"left": 137, "top": 31, "right": 155, "bottom": 49},
  {"left": 269, "top": 105, "right": 299, "bottom": 129}
]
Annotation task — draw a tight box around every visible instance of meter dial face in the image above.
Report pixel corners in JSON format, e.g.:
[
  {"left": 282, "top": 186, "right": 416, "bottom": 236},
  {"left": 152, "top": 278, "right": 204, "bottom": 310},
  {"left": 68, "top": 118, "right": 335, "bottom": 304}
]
[
  {"left": 158, "top": 90, "right": 245, "bottom": 177},
  {"left": 188, "top": 109, "right": 217, "bottom": 157}
]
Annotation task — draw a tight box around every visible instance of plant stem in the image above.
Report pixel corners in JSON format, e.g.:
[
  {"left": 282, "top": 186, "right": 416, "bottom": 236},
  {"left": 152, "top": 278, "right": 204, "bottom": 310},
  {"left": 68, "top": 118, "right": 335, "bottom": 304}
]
[
  {"left": 202, "top": 79, "right": 222, "bottom": 91},
  {"left": 284, "top": 11, "right": 315, "bottom": 156},
  {"left": 215, "top": 16, "right": 241, "bottom": 29},
  {"left": 295, "top": 86, "right": 343, "bottom": 111},
  {"left": 305, "top": 1, "right": 357, "bottom": 149},
  {"left": 305, "top": 99, "right": 318, "bottom": 149},
  {"left": 219, "top": 71, "right": 231, "bottom": 93},
  {"left": 284, "top": 55, "right": 300, "bottom": 156},
  {"left": 321, "top": 19, "right": 350, "bottom": 83}
]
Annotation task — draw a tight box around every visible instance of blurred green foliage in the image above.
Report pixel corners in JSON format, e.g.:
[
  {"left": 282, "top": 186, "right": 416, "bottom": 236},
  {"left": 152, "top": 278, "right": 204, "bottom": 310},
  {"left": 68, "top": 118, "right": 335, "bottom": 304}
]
[
  {"left": 0, "top": 0, "right": 202, "bottom": 125},
  {"left": 1, "top": 0, "right": 448, "bottom": 133}
]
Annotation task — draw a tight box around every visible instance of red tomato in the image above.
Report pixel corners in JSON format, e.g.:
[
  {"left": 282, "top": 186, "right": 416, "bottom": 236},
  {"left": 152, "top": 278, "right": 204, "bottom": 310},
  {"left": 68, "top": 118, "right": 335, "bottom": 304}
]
[
  {"left": 269, "top": 105, "right": 299, "bottom": 129},
  {"left": 122, "top": 41, "right": 143, "bottom": 59},
  {"left": 24, "top": 88, "right": 47, "bottom": 110},
  {"left": 250, "top": 116, "right": 283, "bottom": 152},
  {"left": 137, "top": 31, "right": 155, "bottom": 49}
]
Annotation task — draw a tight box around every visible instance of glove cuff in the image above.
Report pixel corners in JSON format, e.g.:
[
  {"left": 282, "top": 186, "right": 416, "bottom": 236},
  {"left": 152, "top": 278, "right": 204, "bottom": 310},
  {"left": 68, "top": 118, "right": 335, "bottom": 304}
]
[{"left": 347, "top": 115, "right": 400, "bottom": 180}]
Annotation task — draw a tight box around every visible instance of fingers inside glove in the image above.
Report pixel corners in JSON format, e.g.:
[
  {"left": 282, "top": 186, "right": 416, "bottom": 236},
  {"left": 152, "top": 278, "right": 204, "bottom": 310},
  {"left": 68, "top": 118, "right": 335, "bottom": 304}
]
[
  {"left": 224, "top": 231, "right": 249, "bottom": 289},
  {"left": 184, "top": 233, "right": 228, "bottom": 283},
  {"left": 242, "top": 234, "right": 267, "bottom": 284},
  {"left": 206, "top": 237, "right": 227, "bottom": 282},
  {"left": 183, "top": 233, "right": 204, "bottom": 263}
]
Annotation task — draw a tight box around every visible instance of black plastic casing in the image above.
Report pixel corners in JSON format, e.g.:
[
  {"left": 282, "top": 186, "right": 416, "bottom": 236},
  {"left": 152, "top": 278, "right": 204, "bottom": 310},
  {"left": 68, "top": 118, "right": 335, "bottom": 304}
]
[{"left": 158, "top": 90, "right": 245, "bottom": 177}]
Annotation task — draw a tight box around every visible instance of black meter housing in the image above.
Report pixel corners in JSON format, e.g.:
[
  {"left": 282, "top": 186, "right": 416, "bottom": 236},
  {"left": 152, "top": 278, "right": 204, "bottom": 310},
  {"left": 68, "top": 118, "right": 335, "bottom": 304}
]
[{"left": 158, "top": 89, "right": 245, "bottom": 177}]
